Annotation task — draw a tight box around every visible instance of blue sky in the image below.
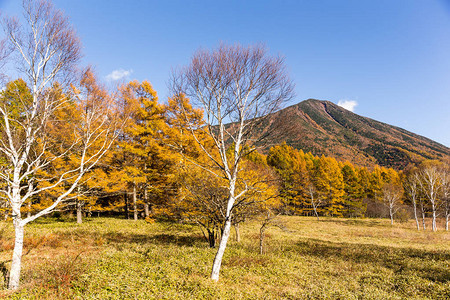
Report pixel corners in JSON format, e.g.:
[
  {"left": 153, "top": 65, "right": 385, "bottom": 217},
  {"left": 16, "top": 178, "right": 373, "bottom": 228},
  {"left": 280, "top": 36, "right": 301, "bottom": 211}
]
[{"left": 1, "top": 0, "right": 450, "bottom": 147}]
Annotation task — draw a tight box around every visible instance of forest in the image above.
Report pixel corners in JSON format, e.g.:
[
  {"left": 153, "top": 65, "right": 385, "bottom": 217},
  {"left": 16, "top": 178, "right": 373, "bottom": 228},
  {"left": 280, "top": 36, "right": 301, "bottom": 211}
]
[{"left": 0, "top": 0, "right": 448, "bottom": 297}]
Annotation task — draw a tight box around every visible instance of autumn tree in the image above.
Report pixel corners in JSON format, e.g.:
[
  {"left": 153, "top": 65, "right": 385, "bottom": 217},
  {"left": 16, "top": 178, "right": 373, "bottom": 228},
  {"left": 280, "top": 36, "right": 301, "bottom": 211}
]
[
  {"left": 170, "top": 44, "right": 293, "bottom": 281},
  {"left": 341, "top": 162, "right": 365, "bottom": 217},
  {"left": 0, "top": 1, "right": 119, "bottom": 289},
  {"left": 177, "top": 166, "right": 228, "bottom": 247},
  {"left": 417, "top": 163, "right": 443, "bottom": 231},
  {"left": 111, "top": 80, "right": 171, "bottom": 220},
  {"left": 267, "top": 143, "right": 310, "bottom": 215},
  {"left": 404, "top": 170, "right": 421, "bottom": 230},
  {"left": 312, "top": 155, "right": 345, "bottom": 216},
  {"left": 381, "top": 183, "right": 403, "bottom": 225}
]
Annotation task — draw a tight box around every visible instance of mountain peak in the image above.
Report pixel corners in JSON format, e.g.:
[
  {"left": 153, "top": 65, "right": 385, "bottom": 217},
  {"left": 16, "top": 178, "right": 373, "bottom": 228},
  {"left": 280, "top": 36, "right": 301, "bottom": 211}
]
[{"left": 257, "top": 99, "right": 449, "bottom": 169}]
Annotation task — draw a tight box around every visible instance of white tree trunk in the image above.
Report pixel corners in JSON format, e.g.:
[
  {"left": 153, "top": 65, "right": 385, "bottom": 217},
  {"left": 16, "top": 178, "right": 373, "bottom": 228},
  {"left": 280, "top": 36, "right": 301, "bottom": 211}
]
[
  {"left": 76, "top": 199, "right": 83, "bottom": 224},
  {"left": 446, "top": 215, "right": 449, "bottom": 231},
  {"left": 412, "top": 200, "right": 420, "bottom": 230},
  {"left": 210, "top": 217, "right": 232, "bottom": 281},
  {"left": 422, "top": 212, "right": 426, "bottom": 230},
  {"left": 234, "top": 223, "right": 240, "bottom": 243},
  {"left": 8, "top": 222, "right": 24, "bottom": 290},
  {"left": 432, "top": 209, "right": 437, "bottom": 232},
  {"left": 259, "top": 226, "right": 266, "bottom": 255},
  {"left": 133, "top": 183, "right": 138, "bottom": 221},
  {"left": 144, "top": 188, "right": 150, "bottom": 218}
]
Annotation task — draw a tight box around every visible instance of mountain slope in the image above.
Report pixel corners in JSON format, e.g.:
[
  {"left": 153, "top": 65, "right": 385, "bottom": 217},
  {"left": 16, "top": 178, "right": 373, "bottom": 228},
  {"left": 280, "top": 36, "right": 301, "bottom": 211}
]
[{"left": 256, "top": 99, "right": 449, "bottom": 169}]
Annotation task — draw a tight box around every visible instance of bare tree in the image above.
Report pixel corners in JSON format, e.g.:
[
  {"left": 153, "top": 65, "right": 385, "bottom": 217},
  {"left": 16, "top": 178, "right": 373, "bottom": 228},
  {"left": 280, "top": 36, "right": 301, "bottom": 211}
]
[
  {"left": 417, "top": 165, "right": 442, "bottom": 232},
  {"left": 413, "top": 173, "right": 428, "bottom": 230},
  {"left": 0, "top": 1, "right": 119, "bottom": 290},
  {"left": 170, "top": 44, "right": 293, "bottom": 281},
  {"left": 258, "top": 210, "right": 285, "bottom": 255},
  {"left": 382, "top": 183, "right": 403, "bottom": 225},
  {"left": 404, "top": 174, "right": 420, "bottom": 230}
]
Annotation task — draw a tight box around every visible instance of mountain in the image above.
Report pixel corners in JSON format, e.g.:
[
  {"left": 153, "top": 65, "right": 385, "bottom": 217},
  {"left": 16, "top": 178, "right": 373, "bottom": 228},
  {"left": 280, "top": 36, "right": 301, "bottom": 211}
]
[{"left": 255, "top": 99, "right": 449, "bottom": 169}]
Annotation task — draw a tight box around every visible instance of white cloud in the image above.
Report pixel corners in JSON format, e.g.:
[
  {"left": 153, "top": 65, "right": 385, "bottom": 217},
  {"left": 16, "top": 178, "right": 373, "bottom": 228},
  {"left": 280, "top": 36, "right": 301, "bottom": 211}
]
[
  {"left": 106, "top": 69, "right": 133, "bottom": 81},
  {"left": 337, "top": 99, "right": 358, "bottom": 112}
]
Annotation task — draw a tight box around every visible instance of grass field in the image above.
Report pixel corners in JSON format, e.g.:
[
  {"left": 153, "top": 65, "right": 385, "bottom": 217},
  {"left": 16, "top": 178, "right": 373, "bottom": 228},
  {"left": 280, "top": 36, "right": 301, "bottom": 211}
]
[{"left": 0, "top": 216, "right": 449, "bottom": 299}]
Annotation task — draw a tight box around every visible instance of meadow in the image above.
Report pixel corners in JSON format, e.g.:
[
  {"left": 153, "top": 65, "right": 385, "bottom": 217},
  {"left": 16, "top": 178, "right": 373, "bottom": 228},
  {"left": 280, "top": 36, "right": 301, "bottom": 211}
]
[{"left": 0, "top": 216, "right": 449, "bottom": 299}]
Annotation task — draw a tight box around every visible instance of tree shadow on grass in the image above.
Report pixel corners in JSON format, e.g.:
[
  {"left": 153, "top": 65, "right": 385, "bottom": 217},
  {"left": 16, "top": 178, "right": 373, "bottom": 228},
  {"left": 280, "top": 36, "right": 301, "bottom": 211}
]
[
  {"left": 103, "top": 232, "right": 205, "bottom": 247},
  {"left": 295, "top": 238, "right": 450, "bottom": 283}
]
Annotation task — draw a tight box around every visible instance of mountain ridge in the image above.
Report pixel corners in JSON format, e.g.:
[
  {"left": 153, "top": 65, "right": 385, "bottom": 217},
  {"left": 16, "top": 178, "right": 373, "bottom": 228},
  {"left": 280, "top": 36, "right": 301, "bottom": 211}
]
[{"left": 256, "top": 99, "right": 449, "bottom": 169}]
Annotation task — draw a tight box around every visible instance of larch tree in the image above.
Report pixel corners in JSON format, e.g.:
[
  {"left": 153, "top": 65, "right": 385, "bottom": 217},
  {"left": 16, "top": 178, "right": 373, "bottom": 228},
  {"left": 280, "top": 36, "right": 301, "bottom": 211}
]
[
  {"left": 170, "top": 44, "right": 293, "bottom": 281},
  {"left": 266, "top": 143, "right": 310, "bottom": 215},
  {"left": 341, "top": 162, "right": 365, "bottom": 217},
  {"left": 312, "top": 156, "right": 345, "bottom": 216},
  {"left": 0, "top": 1, "right": 119, "bottom": 289},
  {"left": 114, "top": 80, "right": 168, "bottom": 221}
]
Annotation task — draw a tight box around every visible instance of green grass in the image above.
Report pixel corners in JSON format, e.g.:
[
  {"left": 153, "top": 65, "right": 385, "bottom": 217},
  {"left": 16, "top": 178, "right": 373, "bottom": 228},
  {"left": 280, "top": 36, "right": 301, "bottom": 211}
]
[{"left": 0, "top": 216, "right": 449, "bottom": 299}]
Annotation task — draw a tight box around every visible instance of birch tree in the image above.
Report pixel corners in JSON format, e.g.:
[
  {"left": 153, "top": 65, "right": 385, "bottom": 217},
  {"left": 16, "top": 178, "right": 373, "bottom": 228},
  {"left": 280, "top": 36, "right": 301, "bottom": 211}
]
[
  {"left": 0, "top": 1, "right": 119, "bottom": 289},
  {"left": 170, "top": 44, "right": 293, "bottom": 281},
  {"left": 381, "top": 183, "right": 403, "bottom": 225},
  {"left": 404, "top": 174, "right": 420, "bottom": 230},
  {"left": 417, "top": 165, "right": 442, "bottom": 231}
]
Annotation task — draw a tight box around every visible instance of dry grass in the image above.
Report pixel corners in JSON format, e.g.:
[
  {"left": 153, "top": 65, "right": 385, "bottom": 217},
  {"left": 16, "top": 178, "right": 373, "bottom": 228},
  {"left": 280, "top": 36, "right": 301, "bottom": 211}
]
[{"left": 0, "top": 216, "right": 448, "bottom": 299}]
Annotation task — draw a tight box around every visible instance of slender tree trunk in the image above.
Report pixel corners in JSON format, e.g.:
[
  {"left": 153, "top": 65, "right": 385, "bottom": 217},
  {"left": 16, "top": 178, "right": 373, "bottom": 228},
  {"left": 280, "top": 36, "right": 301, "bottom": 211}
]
[
  {"left": 76, "top": 186, "right": 83, "bottom": 224},
  {"left": 421, "top": 205, "right": 426, "bottom": 230},
  {"left": 208, "top": 229, "right": 216, "bottom": 248},
  {"left": 446, "top": 214, "right": 449, "bottom": 231},
  {"left": 313, "top": 205, "right": 319, "bottom": 221},
  {"left": 412, "top": 200, "right": 420, "bottom": 230},
  {"left": 133, "top": 183, "right": 138, "bottom": 221},
  {"left": 8, "top": 222, "right": 24, "bottom": 290},
  {"left": 125, "top": 194, "right": 129, "bottom": 219},
  {"left": 210, "top": 217, "right": 232, "bottom": 281},
  {"left": 144, "top": 203, "right": 149, "bottom": 218},
  {"left": 432, "top": 209, "right": 437, "bottom": 232},
  {"left": 234, "top": 223, "right": 240, "bottom": 243},
  {"left": 144, "top": 188, "right": 150, "bottom": 218},
  {"left": 76, "top": 199, "right": 83, "bottom": 224},
  {"left": 259, "top": 226, "right": 266, "bottom": 255},
  {"left": 390, "top": 207, "right": 394, "bottom": 225}
]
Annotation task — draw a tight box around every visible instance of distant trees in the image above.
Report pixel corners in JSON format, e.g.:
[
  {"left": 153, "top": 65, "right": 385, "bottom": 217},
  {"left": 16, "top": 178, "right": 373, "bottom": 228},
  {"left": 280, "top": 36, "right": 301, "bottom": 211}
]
[
  {"left": 266, "top": 143, "right": 311, "bottom": 215},
  {"left": 266, "top": 143, "right": 450, "bottom": 231},
  {"left": 403, "top": 161, "right": 449, "bottom": 231},
  {"left": 170, "top": 44, "right": 294, "bottom": 281},
  {"left": 267, "top": 143, "right": 400, "bottom": 219}
]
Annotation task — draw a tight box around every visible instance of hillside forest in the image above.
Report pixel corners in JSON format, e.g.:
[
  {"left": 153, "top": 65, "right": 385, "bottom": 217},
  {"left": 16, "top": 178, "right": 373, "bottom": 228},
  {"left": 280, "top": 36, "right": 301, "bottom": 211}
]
[{"left": 0, "top": 0, "right": 449, "bottom": 292}]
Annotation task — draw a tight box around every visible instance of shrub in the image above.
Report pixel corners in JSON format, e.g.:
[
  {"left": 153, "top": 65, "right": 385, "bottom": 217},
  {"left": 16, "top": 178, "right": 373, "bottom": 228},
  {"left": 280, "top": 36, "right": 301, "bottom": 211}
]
[{"left": 395, "top": 208, "right": 411, "bottom": 223}]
